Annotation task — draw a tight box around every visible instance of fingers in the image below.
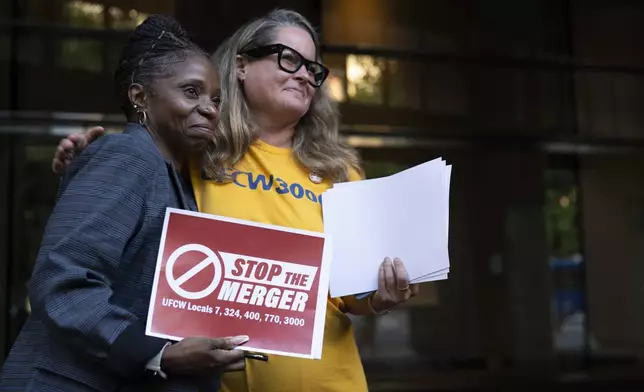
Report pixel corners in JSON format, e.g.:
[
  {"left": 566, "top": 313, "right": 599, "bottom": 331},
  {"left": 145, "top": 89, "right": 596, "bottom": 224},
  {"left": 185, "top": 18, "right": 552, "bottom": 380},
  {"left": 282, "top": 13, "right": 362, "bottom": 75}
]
[
  {"left": 211, "top": 335, "right": 249, "bottom": 350},
  {"left": 85, "top": 126, "right": 105, "bottom": 145},
  {"left": 392, "top": 258, "right": 410, "bottom": 291},
  {"left": 52, "top": 158, "right": 64, "bottom": 174},
  {"left": 52, "top": 140, "right": 75, "bottom": 173},
  {"left": 67, "top": 134, "right": 86, "bottom": 150},
  {"left": 63, "top": 126, "right": 102, "bottom": 157},
  {"left": 383, "top": 257, "right": 396, "bottom": 295},
  {"left": 377, "top": 257, "right": 417, "bottom": 307},
  {"left": 52, "top": 127, "right": 102, "bottom": 174},
  {"left": 211, "top": 347, "right": 245, "bottom": 369},
  {"left": 220, "top": 358, "right": 246, "bottom": 372},
  {"left": 410, "top": 283, "right": 420, "bottom": 296},
  {"left": 60, "top": 138, "right": 76, "bottom": 152},
  {"left": 377, "top": 260, "right": 387, "bottom": 295}
]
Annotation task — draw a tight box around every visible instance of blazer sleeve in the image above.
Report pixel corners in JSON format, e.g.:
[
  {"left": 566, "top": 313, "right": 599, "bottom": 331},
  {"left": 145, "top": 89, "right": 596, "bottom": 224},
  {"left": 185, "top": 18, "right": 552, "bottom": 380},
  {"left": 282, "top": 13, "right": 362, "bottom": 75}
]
[{"left": 29, "top": 135, "right": 167, "bottom": 380}]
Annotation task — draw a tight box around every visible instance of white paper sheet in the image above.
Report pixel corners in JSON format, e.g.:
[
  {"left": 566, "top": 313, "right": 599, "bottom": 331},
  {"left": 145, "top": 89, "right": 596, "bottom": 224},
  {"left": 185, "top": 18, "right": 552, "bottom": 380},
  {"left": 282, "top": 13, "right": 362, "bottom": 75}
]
[{"left": 323, "top": 158, "right": 452, "bottom": 297}]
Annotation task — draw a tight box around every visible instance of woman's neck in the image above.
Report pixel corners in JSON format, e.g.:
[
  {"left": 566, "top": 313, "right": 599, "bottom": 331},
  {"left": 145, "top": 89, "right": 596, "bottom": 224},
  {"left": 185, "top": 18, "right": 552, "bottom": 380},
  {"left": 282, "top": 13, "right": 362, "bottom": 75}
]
[
  {"left": 143, "top": 123, "right": 186, "bottom": 171},
  {"left": 257, "top": 130, "right": 295, "bottom": 148},
  {"left": 252, "top": 112, "right": 297, "bottom": 148}
]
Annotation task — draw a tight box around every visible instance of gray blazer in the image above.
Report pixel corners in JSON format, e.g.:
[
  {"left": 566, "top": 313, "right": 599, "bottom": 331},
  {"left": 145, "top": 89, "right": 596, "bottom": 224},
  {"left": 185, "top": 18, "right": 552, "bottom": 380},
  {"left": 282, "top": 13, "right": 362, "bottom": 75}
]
[{"left": 0, "top": 123, "right": 220, "bottom": 392}]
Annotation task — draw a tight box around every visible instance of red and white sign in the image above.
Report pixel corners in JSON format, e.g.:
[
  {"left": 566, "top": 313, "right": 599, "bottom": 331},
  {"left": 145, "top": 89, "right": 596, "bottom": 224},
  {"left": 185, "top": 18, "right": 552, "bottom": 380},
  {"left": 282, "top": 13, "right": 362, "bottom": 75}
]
[{"left": 145, "top": 208, "right": 332, "bottom": 359}]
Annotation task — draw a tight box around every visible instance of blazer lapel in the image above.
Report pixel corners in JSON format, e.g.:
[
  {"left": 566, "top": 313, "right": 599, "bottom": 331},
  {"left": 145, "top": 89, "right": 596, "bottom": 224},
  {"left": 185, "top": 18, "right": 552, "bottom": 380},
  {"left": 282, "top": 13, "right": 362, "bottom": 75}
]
[
  {"left": 166, "top": 162, "right": 198, "bottom": 212},
  {"left": 123, "top": 123, "right": 198, "bottom": 212}
]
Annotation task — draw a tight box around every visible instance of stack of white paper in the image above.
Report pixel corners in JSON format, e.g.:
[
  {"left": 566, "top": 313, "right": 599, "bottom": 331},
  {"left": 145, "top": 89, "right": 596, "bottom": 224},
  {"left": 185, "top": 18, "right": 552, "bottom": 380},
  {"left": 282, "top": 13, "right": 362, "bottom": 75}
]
[{"left": 322, "top": 158, "right": 451, "bottom": 298}]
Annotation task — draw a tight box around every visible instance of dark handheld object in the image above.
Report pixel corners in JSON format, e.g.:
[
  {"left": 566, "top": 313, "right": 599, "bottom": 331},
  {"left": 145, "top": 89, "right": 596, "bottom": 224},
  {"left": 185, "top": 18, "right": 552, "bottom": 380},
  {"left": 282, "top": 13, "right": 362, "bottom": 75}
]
[{"left": 244, "top": 352, "right": 268, "bottom": 361}]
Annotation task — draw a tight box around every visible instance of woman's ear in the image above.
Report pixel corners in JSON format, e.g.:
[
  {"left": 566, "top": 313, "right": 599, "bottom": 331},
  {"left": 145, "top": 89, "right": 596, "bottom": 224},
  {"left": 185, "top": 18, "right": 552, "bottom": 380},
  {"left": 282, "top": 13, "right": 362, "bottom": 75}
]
[
  {"left": 128, "top": 83, "right": 147, "bottom": 111},
  {"left": 236, "top": 55, "right": 247, "bottom": 82}
]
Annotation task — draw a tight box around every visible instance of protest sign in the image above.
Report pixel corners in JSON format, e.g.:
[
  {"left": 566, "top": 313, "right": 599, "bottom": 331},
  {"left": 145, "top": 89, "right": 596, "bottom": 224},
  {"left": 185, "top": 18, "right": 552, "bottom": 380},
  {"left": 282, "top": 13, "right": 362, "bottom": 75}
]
[{"left": 145, "top": 208, "right": 332, "bottom": 359}]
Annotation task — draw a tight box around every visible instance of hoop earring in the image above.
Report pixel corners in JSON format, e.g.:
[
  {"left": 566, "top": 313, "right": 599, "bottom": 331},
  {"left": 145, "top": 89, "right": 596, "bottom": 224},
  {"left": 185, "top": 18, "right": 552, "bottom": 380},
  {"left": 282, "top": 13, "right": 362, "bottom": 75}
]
[{"left": 137, "top": 110, "right": 148, "bottom": 126}]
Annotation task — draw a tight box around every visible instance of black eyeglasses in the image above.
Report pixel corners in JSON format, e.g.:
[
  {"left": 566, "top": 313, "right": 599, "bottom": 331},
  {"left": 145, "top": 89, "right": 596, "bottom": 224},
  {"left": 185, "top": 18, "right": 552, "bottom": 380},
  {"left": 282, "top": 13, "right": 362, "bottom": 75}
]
[{"left": 240, "top": 44, "right": 329, "bottom": 88}]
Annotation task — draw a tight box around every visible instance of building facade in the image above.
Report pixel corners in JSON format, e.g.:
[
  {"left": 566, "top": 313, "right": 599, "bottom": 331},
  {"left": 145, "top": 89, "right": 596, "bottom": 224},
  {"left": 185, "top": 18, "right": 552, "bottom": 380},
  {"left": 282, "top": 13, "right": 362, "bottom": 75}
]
[{"left": 2, "top": 0, "right": 644, "bottom": 390}]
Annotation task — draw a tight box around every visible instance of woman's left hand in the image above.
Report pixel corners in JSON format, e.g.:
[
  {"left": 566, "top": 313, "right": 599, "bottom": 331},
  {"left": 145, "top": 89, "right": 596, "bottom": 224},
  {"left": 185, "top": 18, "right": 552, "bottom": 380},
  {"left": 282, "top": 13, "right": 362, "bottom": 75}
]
[{"left": 370, "top": 257, "right": 420, "bottom": 313}]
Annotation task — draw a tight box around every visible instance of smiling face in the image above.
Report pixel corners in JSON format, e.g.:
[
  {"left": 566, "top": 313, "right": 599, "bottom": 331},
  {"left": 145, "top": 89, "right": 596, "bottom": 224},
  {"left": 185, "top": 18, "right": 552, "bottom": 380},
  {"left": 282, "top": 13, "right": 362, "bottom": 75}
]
[
  {"left": 133, "top": 53, "right": 221, "bottom": 155},
  {"left": 238, "top": 27, "right": 317, "bottom": 123}
]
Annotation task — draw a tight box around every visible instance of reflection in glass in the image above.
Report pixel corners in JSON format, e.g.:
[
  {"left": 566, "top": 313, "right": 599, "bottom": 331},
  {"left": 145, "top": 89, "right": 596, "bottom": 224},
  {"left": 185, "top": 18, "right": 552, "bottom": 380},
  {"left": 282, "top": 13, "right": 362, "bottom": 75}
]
[
  {"left": 388, "top": 59, "right": 421, "bottom": 109},
  {"left": 57, "top": 38, "right": 102, "bottom": 73},
  {"left": 426, "top": 64, "right": 468, "bottom": 115},
  {"left": 0, "top": 34, "right": 10, "bottom": 63},
  {"left": 106, "top": 39, "right": 127, "bottom": 74},
  {"left": 0, "top": 0, "right": 7, "bottom": 20},
  {"left": 19, "top": 0, "right": 59, "bottom": 24},
  {"left": 63, "top": 1, "right": 105, "bottom": 29},
  {"left": 17, "top": 35, "right": 44, "bottom": 65},
  {"left": 346, "top": 55, "right": 384, "bottom": 105},
  {"left": 322, "top": 54, "right": 346, "bottom": 102},
  {"left": 109, "top": 7, "right": 150, "bottom": 30},
  {"left": 545, "top": 171, "right": 580, "bottom": 259},
  {"left": 327, "top": 74, "right": 345, "bottom": 102},
  {"left": 545, "top": 167, "right": 588, "bottom": 353}
]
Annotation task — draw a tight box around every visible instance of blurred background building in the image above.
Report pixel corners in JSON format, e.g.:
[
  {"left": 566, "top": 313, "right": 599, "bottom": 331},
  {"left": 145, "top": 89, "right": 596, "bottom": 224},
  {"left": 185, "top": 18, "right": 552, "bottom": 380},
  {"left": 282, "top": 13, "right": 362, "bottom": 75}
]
[{"left": 2, "top": 0, "right": 644, "bottom": 390}]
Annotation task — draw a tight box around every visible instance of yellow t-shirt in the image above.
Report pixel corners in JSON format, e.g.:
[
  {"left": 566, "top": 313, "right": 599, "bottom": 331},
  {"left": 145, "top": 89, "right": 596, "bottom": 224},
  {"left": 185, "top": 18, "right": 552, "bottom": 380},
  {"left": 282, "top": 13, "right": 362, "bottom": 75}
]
[{"left": 191, "top": 139, "right": 368, "bottom": 392}]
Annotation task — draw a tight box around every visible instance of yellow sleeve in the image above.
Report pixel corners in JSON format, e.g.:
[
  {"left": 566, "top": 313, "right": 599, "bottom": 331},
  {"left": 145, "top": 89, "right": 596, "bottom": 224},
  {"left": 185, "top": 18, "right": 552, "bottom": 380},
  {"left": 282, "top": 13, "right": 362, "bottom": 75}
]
[
  {"left": 348, "top": 166, "right": 364, "bottom": 182},
  {"left": 342, "top": 294, "right": 375, "bottom": 315}
]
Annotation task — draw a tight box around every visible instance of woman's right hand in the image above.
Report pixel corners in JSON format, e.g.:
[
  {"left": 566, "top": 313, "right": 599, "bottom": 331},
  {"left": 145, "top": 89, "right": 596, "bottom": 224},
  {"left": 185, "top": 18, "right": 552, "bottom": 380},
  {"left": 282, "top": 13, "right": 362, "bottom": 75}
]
[
  {"left": 52, "top": 126, "right": 106, "bottom": 174},
  {"left": 160, "top": 335, "right": 249, "bottom": 376}
]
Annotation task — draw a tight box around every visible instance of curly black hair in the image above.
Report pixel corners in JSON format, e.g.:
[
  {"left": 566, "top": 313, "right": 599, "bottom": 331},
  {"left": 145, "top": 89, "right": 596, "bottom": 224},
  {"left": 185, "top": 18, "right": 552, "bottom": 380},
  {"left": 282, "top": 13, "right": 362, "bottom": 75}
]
[{"left": 113, "top": 14, "right": 209, "bottom": 117}]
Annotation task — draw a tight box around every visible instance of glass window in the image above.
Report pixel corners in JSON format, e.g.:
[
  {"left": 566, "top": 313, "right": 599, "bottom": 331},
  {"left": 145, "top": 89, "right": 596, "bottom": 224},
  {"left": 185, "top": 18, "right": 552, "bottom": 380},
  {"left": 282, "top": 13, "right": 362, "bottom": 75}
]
[
  {"left": 473, "top": 0, "right": 567, "bottom": 58},
  {"left": 419, "top": 0, "right": 470, "bottom": 53},
  {"left": 106, "top": 37, "right": 127, "bottom": 74},
  {"left": 545, "top": 165, "right": 585, "bottom": 354},
  {"left": 18, "top": 0, "right": 173, "bottom": 28},
  {"left": 0, "top": 34, "right": 9, "bottom": 110},
  {"left": 381, "top": 24, "right": 419, "bottom": 51},
  {"left": 573, "top": 0, "right": 644, "bottom": 67},
  {"left": 62, "top": 1, "right": 105, "bottom": 29},
  {"left": 57, "top": 38, "right": 103, "bottom": 73},
  {"left": 108, "top": 6, "right": 150, "bottom": 30},
  {"left": 425, "top": 64, "right": 468, "bottom": 116},
  {"left": 322, "top": 0, "right": 387, "bottom": 47},
  {"left": 545, "top": 169, "right": 581, "bottom": 259},
  {"left": 323, "top": 0, "right": 464, "bottom": 52},
  {"left": 0, "top": 34, "right": 10, "bottom": 64},
  {"left": 576, "top": 72, "right": 644, "bottom": 140},
  {"left": 327, "top": 73, "right": 345, "bottom": 103},
  {"left": 7, "top": 138, "right": 62, "bottom": 347},
  {"left": 612, "top": 74, "right": 644, "bottom": 139},
  {"left": 535, "top": 70, "right": 570, "bottom": 131},
  {"left": 19, "top": 0, "right": 63, "bottom": 24},
  {"left": 0, "top": 0, "right": 9, "bottom": 21},
  {"left": 579, "top": 154, "right": 644, "bottom": 359},
  {"left": 346, "top": 55, "right": 384, "bottom": 105},
  {"left": 323, "top": 54, "right": 346, "bottom": 103},
  {"left": 17, "top": 35, "right": 44, "bottom": 65},
  {"left": 387, "top": 59, "right": 421, "bottom": 109},
  {"left": 471, "top": 67, "right": 533, "bottom": 129}
]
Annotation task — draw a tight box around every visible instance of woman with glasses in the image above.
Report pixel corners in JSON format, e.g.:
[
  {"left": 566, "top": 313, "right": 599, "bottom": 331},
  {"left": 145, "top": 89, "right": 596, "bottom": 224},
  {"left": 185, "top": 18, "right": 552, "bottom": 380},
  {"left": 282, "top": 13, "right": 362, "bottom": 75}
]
[{"left": 51, "top": 9, "right": 420, "bottom": 392}]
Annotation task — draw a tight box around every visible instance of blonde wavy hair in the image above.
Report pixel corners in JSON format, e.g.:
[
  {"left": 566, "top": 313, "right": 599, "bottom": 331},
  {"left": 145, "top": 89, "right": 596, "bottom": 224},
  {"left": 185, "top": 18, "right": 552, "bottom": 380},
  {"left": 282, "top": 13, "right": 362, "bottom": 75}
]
[{"left": 204, "top": 9, "right": 362, "bottom": 183}]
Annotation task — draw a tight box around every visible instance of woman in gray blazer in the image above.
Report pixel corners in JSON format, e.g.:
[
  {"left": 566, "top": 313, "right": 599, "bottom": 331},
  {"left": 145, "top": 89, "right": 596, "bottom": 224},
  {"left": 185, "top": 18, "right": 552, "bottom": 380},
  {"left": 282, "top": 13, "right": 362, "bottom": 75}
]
[{"left": 0, "top": 15, "right": 246, "bottom": 392}]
